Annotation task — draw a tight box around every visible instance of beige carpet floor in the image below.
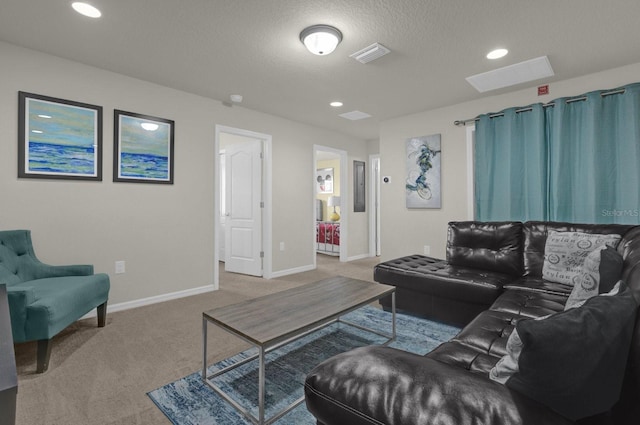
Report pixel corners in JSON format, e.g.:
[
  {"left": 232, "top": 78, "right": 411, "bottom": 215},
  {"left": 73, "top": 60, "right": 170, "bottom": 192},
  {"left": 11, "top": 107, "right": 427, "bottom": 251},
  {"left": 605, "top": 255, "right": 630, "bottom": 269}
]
[{"left": 13, "top": 254, "right": 379, "bottom": 425}]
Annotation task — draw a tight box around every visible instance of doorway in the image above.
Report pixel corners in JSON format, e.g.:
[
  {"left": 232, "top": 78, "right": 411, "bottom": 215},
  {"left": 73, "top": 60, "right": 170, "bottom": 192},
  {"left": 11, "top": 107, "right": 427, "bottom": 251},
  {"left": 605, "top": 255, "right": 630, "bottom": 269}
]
[
  {"left": 214, "top": 126, "right": 272, "bottom": 286},
  {"left": 313, "top": 145, "right": 347, "bottom": 266}
]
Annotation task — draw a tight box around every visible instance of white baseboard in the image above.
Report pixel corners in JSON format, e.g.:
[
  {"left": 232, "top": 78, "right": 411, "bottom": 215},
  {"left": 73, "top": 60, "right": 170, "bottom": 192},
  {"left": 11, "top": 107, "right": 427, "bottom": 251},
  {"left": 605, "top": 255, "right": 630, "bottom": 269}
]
[
  {"left": 81, "top": 284, "right": 217, "bottom": 319},
  {"left": 347, "top": 253, "right": 373, "bottom": 262},
  {"left": 269, "top": 264, "right": 315, "bottom": 279}
]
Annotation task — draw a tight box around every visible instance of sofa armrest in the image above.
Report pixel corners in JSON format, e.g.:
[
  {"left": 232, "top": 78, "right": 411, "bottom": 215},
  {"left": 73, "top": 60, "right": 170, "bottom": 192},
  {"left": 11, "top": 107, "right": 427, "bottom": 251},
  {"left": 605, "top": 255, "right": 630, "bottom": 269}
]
[
  {"left": 31, "top": 263, "right": 94, "bottom": 280},
  {"left": 305, "top": 346, "right": 573, "bottom": 425},
  {"left": 6, "top": 286, "right": 37, "bottom": 342}
]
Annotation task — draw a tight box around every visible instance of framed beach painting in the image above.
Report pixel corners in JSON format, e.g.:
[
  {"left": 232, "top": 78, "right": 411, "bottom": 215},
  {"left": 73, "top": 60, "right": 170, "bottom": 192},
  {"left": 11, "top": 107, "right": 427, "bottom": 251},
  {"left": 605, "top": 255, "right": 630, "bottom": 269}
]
[
  {"left": 113, "top": 110, "right": 175, "bottom": 184},
  {"left": 406, "top": 134, "right": 441, "bottom": 209},
  {"left": 18, "top": 91, "right": 103, "bottom": 180}
]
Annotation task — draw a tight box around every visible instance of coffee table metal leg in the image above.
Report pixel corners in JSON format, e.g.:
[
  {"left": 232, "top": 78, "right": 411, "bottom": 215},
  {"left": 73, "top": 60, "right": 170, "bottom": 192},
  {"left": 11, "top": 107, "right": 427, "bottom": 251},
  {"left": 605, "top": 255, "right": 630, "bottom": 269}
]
[
  {"left": 201, "top": 288, "right": 396, "bottom": 425},
  {"left": 259, "top": 346, "right": 265, "bottom": 424},
  {"left": 202, "top": 317, "right": 207, "bottom": 380},
  {"left": 392, "top": 291, "right": 396, "bottom": 339}
]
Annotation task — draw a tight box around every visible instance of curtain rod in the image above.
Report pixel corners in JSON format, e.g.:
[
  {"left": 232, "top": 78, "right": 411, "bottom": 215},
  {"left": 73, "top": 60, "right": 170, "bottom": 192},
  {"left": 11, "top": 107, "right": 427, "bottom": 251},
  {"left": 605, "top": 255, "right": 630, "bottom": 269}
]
[{"left": 453, "top": 88, "right": 626, "bottom": 126}]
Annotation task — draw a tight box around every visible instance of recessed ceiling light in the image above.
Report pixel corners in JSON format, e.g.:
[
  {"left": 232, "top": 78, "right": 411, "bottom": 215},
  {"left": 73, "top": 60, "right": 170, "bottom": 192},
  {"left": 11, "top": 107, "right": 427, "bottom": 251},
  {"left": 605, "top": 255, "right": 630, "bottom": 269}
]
[
  {"left": 72, "top": 2, "right": 102, "bottom": 18},
  {"left": 330, "top": 101, "right": 343, "bottom": 107},
  {"left": 487, "top": 48, "right": 508, "bottom": 59}
]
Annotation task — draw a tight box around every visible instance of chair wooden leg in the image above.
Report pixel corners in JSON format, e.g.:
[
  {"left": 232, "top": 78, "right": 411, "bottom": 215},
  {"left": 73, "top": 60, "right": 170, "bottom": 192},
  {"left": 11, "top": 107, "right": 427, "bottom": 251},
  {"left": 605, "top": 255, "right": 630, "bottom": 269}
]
[
  {"left": 37, "top": 339, "right": 52, "bottom": 373},
  {"left": 97, "top": 302, "right": 107, "bottom": 327}
]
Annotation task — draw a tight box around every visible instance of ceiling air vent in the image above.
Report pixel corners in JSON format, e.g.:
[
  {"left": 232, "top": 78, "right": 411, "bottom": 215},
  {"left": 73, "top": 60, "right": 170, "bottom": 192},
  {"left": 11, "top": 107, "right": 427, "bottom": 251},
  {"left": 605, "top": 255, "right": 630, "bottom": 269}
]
[
  {"left": 339, "top": 110, "right": 372, "bottom": 121},
  {"left": 350, "top": 43, "right": 390, "bottom": 64}
]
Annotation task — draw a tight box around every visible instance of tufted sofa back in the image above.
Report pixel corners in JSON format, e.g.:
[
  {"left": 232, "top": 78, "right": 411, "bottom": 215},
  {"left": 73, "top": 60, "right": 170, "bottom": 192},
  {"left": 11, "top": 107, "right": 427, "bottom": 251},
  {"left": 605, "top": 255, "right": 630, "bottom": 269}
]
[
  {"left": 0, "top": 230, "right": 41, "bottom": 285},
  {"left": 446, "top": 221, "right": 524, "bottom": 276}
]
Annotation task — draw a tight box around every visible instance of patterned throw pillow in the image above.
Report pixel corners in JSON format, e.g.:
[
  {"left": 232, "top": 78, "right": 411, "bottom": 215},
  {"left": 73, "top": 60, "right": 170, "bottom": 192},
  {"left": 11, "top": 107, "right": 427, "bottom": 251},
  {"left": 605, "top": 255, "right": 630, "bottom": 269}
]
[
  {"left": 564, "top": 246, "right": 624, "bottom": 310},
  {"left": 542, "top": 231, "right": 621, "bottom": 286}
]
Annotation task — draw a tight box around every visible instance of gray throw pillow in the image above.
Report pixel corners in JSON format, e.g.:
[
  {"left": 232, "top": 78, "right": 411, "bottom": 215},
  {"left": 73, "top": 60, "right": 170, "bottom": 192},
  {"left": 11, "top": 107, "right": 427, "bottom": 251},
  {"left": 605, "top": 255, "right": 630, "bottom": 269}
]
[
  {"left": 542, "top": 231, "right": 621, "bottom": 286},
  {"left": 564, "top": 245, "right": 624, "bottom": 310},
  {"left": 490, "top": 282, "right": 637, "bottom": 420}
]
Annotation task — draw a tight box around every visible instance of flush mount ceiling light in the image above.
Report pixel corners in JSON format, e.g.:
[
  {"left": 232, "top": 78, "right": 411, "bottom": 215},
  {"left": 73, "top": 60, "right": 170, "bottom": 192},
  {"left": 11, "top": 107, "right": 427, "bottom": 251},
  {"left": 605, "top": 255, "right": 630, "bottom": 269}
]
[
  {"left": 300, "top": 25, "right": 342, "bottom": 55},
  {"left": 487, "top": 48, "right": 508, "bottom": 59},
  {"left": 330, "top": 101, "right": 343, "bottom": 107},
  {"left": 72, "top": 2, "right": 102, "bottom": 18}
]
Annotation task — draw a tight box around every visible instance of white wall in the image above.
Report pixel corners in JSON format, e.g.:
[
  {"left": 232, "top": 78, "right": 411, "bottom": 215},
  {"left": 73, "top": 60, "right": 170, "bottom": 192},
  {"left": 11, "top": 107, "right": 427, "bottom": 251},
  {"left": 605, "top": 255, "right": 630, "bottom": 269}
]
[
  {"left": 379, "top": 61, "right": 640, "bottom": 261},
  {"left": 0, "top": 41, "right": 370, "bottom": 306}
]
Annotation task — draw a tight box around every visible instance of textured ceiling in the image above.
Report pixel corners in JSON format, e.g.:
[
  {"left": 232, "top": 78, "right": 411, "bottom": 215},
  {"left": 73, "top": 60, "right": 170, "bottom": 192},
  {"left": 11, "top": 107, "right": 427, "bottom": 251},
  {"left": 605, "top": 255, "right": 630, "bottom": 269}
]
[{"left": 2, "top": 0, "right": 640, "bottom": 140}]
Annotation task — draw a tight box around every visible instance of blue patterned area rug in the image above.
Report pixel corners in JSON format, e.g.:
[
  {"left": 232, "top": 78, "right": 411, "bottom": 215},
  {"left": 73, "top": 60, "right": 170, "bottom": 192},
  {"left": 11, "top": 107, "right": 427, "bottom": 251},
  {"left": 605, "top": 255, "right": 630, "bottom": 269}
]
[{"left": 148, "top": 306, "right": 460, "bottom": 425}]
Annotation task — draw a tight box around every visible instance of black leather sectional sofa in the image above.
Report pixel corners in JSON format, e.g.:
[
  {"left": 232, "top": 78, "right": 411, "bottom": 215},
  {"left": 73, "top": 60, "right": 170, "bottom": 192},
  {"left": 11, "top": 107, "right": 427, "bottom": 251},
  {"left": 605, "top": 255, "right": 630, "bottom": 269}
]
[{"left": 305, "top": 221, "right": 640, "bottom": 425}]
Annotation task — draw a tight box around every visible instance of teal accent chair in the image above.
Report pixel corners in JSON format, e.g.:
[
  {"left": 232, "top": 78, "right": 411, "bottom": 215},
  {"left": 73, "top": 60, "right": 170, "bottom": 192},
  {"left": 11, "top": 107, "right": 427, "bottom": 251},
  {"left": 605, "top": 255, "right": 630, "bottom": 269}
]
[{"left": 0, "top": 230, "right": 110, "bottom": 373}]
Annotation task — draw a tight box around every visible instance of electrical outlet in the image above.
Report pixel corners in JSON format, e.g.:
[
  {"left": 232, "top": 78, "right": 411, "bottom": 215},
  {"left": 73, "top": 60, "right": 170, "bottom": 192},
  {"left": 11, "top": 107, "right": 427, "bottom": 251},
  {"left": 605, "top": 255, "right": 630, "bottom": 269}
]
[
  {"left": 279, "top": 242, "right": 285, "bottom": 251},
  {"left": 423, "top": 245, "right": 431, "bottom": 256},
  {"left": 115, "top": 261, "right": 126, "bottom": 274}
]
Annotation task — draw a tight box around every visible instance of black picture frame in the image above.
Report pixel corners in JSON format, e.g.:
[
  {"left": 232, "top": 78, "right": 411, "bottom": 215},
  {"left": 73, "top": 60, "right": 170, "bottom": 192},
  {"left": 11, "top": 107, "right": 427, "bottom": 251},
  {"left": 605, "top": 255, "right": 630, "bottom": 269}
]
[
  {"left": 18, "top": 91, "right": 103, "bottom": 181},
  {"left": 113, "top": 110, "right": 175, "bottom": 184},
  {"left": 354, "top": 160, "right": 366, "bottom": 212}
]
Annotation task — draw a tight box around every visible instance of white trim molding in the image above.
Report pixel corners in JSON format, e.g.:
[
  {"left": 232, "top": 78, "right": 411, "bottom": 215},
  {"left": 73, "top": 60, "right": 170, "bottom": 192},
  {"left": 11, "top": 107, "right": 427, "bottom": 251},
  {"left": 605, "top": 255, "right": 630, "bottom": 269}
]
[
  {"left": 269, "top": 264, "right": 316, "bottom": 279},
  {"left": 80, "top": 284, "right": 216, "bottom": 319}
]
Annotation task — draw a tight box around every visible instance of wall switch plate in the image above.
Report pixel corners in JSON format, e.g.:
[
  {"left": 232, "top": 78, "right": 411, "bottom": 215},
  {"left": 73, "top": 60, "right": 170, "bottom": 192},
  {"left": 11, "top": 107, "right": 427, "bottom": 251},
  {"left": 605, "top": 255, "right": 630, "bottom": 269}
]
[
  {"left": 423, "top": 245, "right": 431, "bottom": 255},
  {"left": 279, "top": 242, "right": 285, "bottom": 251},
  {"left": 115, "top": 261, "right": 126, "bottom": 274}
]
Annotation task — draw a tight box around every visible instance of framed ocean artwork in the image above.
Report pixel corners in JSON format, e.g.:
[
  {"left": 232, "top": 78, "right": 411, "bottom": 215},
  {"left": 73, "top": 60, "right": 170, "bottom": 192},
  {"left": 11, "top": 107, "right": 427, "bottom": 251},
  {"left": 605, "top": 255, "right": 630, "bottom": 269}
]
[
  {"left": 113, "top": 110, "right": 175, "bottom": 184},
  {"left": 18, "top": 91, "right": 103, "bottom": 180},
  {"left": 406, "top": 134, "right": 442, "bottom": 209}
]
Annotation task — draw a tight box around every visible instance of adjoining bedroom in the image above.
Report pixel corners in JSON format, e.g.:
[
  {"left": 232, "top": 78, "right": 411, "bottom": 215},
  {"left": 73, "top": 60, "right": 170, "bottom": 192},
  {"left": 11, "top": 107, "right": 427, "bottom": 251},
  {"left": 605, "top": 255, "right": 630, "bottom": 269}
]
[{"left": 315, "top": 148, "right": 342, "bottom": 258}]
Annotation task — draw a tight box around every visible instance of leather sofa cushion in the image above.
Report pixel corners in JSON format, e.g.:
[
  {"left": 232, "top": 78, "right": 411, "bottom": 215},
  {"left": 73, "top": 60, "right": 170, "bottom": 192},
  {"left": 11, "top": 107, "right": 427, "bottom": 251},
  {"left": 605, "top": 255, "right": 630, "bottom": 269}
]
[
  {"left": 426, "top": 340, "right": 502, "bottom": 375},
  {"left": 374, "top": 255, "right": 509, "bottom": 304},
  {"left": 522, "top": 221, "right": 633, "bottom": 277},
  {"left": 447, "top": 221, "right": 524, "bottom": 276},
  {"left": 305, "top": 346, "right": 573, "bottom": 425},
  {"left": 490, "top": 288, "right": 568, "bottom": 319},
  {"left": 504, "top": 277, "right": 573, "bottom": 297},
  {"left": 428, "top": 291, "right": 567, "bottom": 376}
]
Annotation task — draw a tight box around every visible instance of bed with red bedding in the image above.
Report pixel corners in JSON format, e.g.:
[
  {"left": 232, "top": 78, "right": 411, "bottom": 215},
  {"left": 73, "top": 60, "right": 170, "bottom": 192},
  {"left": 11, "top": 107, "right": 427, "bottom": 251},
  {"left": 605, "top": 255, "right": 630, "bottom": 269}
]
[{"left": 316, "top": 221, "right": 340, "bottom": 255}]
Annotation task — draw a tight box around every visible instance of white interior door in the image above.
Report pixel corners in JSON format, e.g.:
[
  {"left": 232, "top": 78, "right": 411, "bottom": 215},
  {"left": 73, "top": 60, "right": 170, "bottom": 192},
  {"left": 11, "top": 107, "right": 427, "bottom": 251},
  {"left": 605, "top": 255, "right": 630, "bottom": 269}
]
[
  {"left": 225, "top": 139, "right": 263, "bottom": 276},
  {"left": 219, "top": 151, "right": 226, "bottom": 262}
]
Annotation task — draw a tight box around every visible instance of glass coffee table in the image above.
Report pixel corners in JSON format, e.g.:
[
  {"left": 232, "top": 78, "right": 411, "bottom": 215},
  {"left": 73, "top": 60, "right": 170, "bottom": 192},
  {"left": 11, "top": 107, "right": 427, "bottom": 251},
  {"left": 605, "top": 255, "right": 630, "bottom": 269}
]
[{"left": 202, "top": 276, "right": 395, "bottom": 425}]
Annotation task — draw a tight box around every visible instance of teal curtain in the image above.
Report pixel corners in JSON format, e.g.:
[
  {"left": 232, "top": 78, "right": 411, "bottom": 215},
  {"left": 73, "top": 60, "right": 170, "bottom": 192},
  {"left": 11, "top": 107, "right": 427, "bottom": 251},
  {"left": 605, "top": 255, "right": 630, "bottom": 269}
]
[
  {"left": 475, "top": 82, "right": 640, "bottom": 224},
  {"left": 474, "top": 104, "right": 547, "bottom": 221},
  {"left": 547, "top": 83, "right": 640, "bottom": 223}
]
